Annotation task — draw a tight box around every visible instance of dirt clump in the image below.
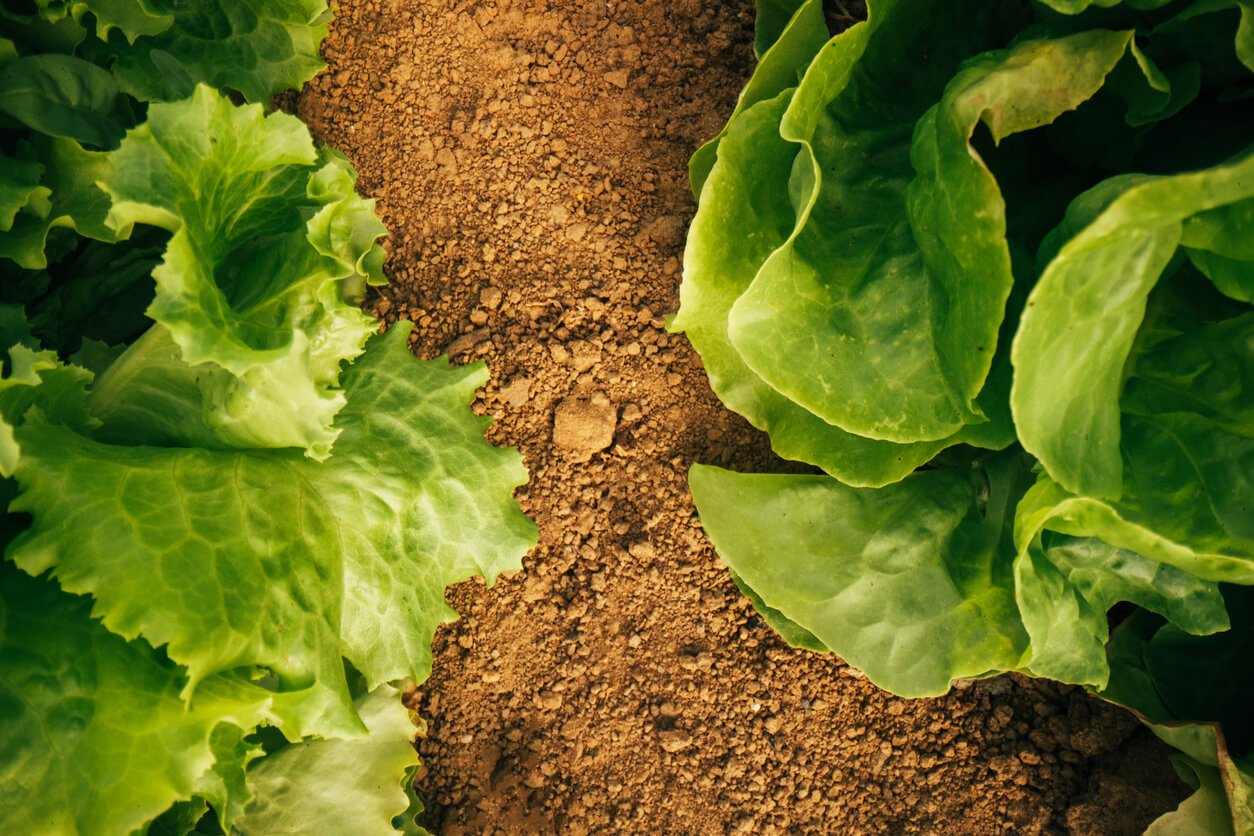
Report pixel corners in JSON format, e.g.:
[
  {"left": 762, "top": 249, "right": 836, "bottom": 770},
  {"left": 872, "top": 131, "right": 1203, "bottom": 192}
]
[
  {"left": 299, "top": 0, "right": 1187, "bottom": 832},
  {"left": 553, "top": 394, "right": 617, "bottom": 461}
]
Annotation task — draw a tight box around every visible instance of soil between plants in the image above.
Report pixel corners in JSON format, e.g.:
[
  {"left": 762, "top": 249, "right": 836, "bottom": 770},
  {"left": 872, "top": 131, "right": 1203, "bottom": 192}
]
[{"left": 298, "top": 1, "right": 1187, "bottom": 832}]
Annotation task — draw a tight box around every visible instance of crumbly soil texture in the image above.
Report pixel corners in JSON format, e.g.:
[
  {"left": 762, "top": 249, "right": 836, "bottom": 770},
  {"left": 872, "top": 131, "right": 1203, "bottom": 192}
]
[{"left": 299, "top": 1, "right": 1187, "bottom": 832}]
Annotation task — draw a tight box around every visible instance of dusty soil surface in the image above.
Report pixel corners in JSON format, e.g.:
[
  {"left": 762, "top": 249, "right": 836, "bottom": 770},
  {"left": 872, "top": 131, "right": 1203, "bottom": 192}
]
[{"left": 299, "top": 0, "right": 1186, "bottom": 832}]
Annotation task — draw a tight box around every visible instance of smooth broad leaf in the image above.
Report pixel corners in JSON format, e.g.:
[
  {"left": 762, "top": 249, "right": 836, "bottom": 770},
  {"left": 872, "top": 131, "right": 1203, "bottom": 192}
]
[
  {"left": 728, "top": 4, "right": 1114, "bottom": 444},
  {"left": 753, "top": 0, "right": 812, "bottom": 58},
  {"left": 673, "top": 90, "right": 954, "bottom": 487},
  {"left": 105, "top": 0, "right": 330, "bottom": 103},
  {"left": 1013, "top": 532, "right": 1227, "bottom": 687},
  {"left": 1012, "top": 151, "right": 1254, "bottom": 499},
  {"left": 689, "top": 452, "right": 1031, "bottom": 697},
  {"left": 235, "top": 686, "right": 425, "bottom": 836},
  {"left": 97, "top": 85, "right": 380, "bottom": 458},
  {"left": 0, "top": 562, "right": 265, "bottom": 836},
  {"left": 1146, "top": 754, "right": 1238, "bottom": 836},
  {"left": 7, "top": 324, "right": 536, "bottom": 738},
  {"left": 1182, "top": 197, "right": 1254, "bottom": 302},
  {"left": 1098, "top": 597, "right": 1254, "bottom": 834},
  {"left": 0, "top": 54, "right": 125, "bottom": 148},
  {"left": 727, "top": 567, "right": 828, "bottom": 652},
  {"left": 689, "top": 0, "right": 828, "bottom": 196}
]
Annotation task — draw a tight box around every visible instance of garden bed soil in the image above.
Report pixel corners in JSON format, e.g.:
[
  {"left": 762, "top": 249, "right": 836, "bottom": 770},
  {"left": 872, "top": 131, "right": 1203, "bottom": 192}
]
[{"left": 298, "top": 0, "right": 1187, "bottom": 832}]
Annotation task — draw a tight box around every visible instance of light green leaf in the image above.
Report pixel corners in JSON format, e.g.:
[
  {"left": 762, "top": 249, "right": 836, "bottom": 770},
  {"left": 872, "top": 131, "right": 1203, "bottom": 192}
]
[
  {"left": 1147, "top": 755, "right": 1237, "bottom": 836},
  {"left": 1012, "top": 151, "right": 1254, "bottom": 499},
  {"left": 8, "top": 324, "right": 536, "bottom": 737},
  {"left": 72, "top": 0, "right": 173, "bottom": 42},
  {"left": 689, "top": 452, "right": 1031, "bottom": 697},
  {"left": 728, "top": 567, "right": 828, "bottom": 652},
  {"left": 0, "top": 152, "right": 48, "bottom": 233},
  {"left": 728, "top": 13, "right": 1123, "bottom": 444},
  {"left": 235, "top": 686, "right": 425, "bottom": 836},
  {"left": 1183, "top": 198, "right": 1254, "bottom": 302},
  {"left": 97, "top": 85, "right": 378, "bottom": 458},
  {"left": 0, "top": 562, "right": 264, "bottom": 836},
  {"left": 0, "top": 54, "right": 125, "bottom": 148},
  {"left": 690, "top": 0, "right": 828, "bottom": 196},
  {"left": 193, "top": 723, "right": 264, "bottom": 830},
  {"left": 0, "top": 135, "right": 123, "bottom": 270},
  {"left": 0, "top": 336, "right": 98, "bottom": 478},
  {"left": 674, "top": 90, "right": 950, "bottom": 486},
  {"left": 1013, "top": 533, "right": 1227, "bottom": 687},
  {"left": 105, "top": 0, "right": 330, "bottom": 103}
]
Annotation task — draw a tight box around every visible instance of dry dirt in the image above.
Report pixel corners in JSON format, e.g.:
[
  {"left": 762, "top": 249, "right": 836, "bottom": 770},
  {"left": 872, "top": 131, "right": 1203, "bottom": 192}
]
[{"left": 298, "top": 0, "right": 1187, "bottom": 832}]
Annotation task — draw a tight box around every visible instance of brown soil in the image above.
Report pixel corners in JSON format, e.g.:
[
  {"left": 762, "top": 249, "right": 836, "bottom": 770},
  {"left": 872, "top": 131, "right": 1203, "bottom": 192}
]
[{"left": 298, "top": 0, "right": 1187, "bottom": 832}]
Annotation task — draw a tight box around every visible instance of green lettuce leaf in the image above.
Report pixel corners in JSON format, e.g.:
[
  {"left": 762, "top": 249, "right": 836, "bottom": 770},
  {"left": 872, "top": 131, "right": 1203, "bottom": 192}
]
[
  {"left": 1013, "top": 532, "right": 1227, "bottom": 686},
  {"left": 0, "top": 153, "right": 48, "bottom": 233},
  {"left": 689, "top": 0, "right": 828, "bottom": 196},
  {"left": 71, "top": 0, "right": 174, "bottom": 42},
  {"left": 724, "top": 6, "right": 1129, "bottom": 445},
  {"left": 1146, "top": 754, "right": 1240, "bottom": 836},
  {"left": 674, "top": 90, "right": 952, "bottom": 486},
  {"left": 689, "top": 452, "right": 1032, "bottom": 697},
  {"left": 0, "top": 562, "right": 264, "bottom": 836},
  {"left": 1012, "top": 151, "right": 1254, "bottom": 500},
  {"left": 0, "top": 135, "right": 121, "bottom": 270},
  {"left": 1098, "top": 597, "right": 1254, "bottom": 833},
  {"left": 94, "top": 85, "right": 382, "bottom": 458},
  {"left": 7, "top": 323, "right": 536, "bottom": 738},
  {"left": 1183, "top": 197, "right": 1254, "bottom": 302},
  {"left": 235, "top": 685, "right": 427, "bottom": 836},
  {"left": 21, "top": 231, "right": 164, "bottom": 355},
  {"left": 0, "top": 54, "right": 126, "bottom": 148},
  {"left": 102, "top": 0, "right": 330, "bottom": 103}
]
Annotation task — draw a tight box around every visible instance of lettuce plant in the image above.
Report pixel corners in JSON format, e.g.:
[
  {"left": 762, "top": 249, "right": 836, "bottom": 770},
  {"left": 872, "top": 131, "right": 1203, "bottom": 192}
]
[
  {"left": 676, "top": 0, "right": 1253, "bottom": 828},
  {"left": 0, "top": 5, "right": 536, "bottom": 834}
]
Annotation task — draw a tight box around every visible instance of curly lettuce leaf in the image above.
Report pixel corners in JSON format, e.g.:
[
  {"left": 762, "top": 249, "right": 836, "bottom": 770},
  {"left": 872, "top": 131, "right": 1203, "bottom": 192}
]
[
  {"left": 94, "top": 85, "right": 382, "bottom": 458},
  {"left": 101, "top": 0, "right": 330, "bottom": 103},
  {"left": 689, "top": 452, "right": 1032, "bottom": 697},
  {"left": 0, "top": 135, "right": 121, "bottom": 270},
  {"left": 0, "top": 562, "right": 264, "bottom": 836},
  {"left": 0, "top": 153, "right": 48, "bottom": 233},
  {"left": 7, "top": 323, "right": 536, "bottom": 738},
  {"left": 235, "top": 685, "right": 426, "bottom": 836},
  {"left": 70, "top": 0, "right": 173, "bottom": 42}
]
